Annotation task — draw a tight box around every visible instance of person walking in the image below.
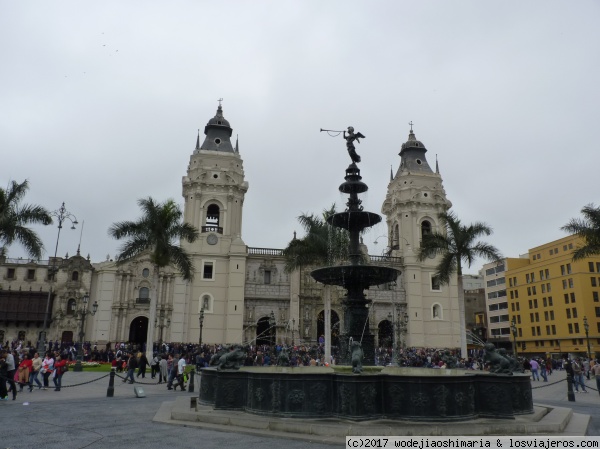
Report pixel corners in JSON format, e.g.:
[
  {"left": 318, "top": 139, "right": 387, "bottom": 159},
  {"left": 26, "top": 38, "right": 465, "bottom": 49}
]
[
  {"left": 151, "top": 353, "right": 160, "bottom": 379},
  {"left": 529, "top": 358, "right": 540, "bottom": 381},
  {"left": 41, "top": 352, "right": 54, "bottom": 390},
  {"left": 167, "top": 354, "right": 178, "bottom": 390},
  {"left": 17, "top": 353, "right": 32, "bottom": 392},
  {"left": 137, "top": 353, "right": 150, "bottom": 379},
  {"left": 123, "top": 353, "right": 137, "bottom": 384},
  {"left": 53, "top": 356, "right": 67, "bottom": 391},
  {"left": 159, "top": 355, "right": 168, "bottom": 384},
  {"left": 592, "top": 359, "right": 600, "bottom": 395},
  {"left": 175, "top": 353, "right": 187, "bottom": 391},
  {"left": 29, "top": 352, "right": 43, "bottom": 391},
  {"left": 5, "top": 349, "right": 17, "bottom": 400},
  {"left": 539, "top": 358, "right": 548, "bottom": 382},
  {"left": 0, "top": 351, "right": 9, "bottom": 400},
  {"left": 572, "top": 357, "right": 588, "bottom": 393}
]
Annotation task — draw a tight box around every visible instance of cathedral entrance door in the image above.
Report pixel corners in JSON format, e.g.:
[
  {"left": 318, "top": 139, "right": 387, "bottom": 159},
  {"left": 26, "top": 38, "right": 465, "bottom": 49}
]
[
  {"left": 61, "top": 331, "right": 73, "bottom": 344},
  {"left": 129, "top": 316, "right": 148, "bottom": 351}
]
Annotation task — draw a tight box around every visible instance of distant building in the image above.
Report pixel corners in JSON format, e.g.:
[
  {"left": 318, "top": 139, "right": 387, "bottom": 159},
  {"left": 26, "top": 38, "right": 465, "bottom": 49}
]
[
  {"left": 483, "top": 260, "right": 510, "bottom": 350},
  {"left": 505, "top": 234, "right": 600, "bottom": 358},
  {"left": 463, "top": 273, "right": 487, "bottom": 349}
]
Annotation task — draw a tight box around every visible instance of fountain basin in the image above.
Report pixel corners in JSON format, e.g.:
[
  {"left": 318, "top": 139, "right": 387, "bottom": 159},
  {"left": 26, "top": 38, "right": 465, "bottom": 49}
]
[
  {"left": 311, "top": 265, "right": 399, "bottom": 288},
  {"left": 199, "top": 367, "right": 533, "bottom": 421},
  {"left": 328, "top": 211, "right": 381, "bottom": 231}
]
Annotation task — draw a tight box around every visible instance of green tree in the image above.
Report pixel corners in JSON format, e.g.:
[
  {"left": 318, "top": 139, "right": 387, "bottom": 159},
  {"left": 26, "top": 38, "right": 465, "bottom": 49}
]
[
  {"left": 282, "top": 204, "right": 349, "bottom": 272},
  {"left": 109, "top": 197, "right": 199, "bottom": 358},
  {"left": 561, "top": 204, "right": 600, "bottom": 260},
  {"left": 418, "top": 211, "right": 501, "bottom": 357},
  {"left": 0, "top": 180, "right": 52, "bottom": 259}
]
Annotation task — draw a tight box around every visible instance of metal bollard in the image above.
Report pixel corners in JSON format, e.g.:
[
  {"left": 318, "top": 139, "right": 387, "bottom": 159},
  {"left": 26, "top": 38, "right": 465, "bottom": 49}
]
[
  {"left": 107, "top": 368, "right": 115, "bottom": 397},
  {"left": 188, "top": 370, "right": 195, "bottom": 393},
  {"left": 566, "top": 372, "right": 576, "bottom": 402}
]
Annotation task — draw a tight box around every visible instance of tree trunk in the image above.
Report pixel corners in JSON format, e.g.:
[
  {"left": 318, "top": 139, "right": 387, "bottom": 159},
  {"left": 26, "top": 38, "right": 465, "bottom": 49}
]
[
  {"left": 457, "top": 274, "right": 467, "bottom": 358},
  {"left": 145, "top": 265, "right": 159, "bottom": 361}
]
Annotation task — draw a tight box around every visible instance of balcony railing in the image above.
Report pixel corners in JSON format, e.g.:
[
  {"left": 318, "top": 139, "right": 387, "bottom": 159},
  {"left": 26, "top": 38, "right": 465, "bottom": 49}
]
[
  {"left": 248, "top": 247, "right": 284, "bottom": 256},
  {"left": 201, "top": 226, "right": 223, "bottom": 234},
  {"left": 136, "top": 298, "right": 150, "bottom": 304}
]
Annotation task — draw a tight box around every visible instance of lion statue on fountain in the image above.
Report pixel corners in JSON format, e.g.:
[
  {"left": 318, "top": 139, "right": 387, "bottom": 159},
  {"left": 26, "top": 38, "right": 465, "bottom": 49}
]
[
  {"left": 215, "top": 344, "right": 247, "bottom": 371},
  {"left": 483, "top": 343, "right": 513, "bottom": 374},
  {"left": 350, "top": 340, "right": 364, "bottom": 374}
]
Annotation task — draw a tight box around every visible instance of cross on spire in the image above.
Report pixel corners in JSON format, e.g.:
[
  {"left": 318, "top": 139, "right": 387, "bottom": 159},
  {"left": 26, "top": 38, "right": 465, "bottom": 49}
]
[
  {"left": 218, "top": 97, "right": 223, "bottom": 107},
  {"left": 408, "top": 121, "right": 414, "bottom": 132}
]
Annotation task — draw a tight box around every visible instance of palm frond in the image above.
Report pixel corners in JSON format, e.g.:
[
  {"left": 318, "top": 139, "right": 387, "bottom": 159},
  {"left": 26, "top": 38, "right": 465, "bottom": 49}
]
[{"left": 562, "top": 204, "right": 600, "bottom": 261}]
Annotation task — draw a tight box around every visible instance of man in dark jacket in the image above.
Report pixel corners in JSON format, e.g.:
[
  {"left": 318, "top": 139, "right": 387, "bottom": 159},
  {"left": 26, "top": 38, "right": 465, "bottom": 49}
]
[{"left": 123, "top": 354, "right": 138, "bottom": 384}]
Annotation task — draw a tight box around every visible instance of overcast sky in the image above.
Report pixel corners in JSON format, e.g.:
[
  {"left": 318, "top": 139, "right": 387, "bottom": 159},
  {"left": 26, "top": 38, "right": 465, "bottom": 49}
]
[{"left": 2, "top": 1, "right": 599, "bottom": 274}]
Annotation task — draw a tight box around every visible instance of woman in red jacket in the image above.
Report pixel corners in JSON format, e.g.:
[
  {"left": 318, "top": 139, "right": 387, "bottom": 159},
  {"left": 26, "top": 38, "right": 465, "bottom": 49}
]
[
  {"left": 18, "top": 354, "right": 33, "bottom": 392},
  {"left": 53, "top": 356, "right": 67, "bottom": 391}
]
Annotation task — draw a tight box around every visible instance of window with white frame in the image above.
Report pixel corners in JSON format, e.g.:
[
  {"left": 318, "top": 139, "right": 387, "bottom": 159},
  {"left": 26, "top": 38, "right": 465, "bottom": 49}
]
[
  {"left": 202, "top": 260, "right": 216, "bottom": 280},
  {"left": 430, "top": 274, "right": 441, "bottom": 291}
]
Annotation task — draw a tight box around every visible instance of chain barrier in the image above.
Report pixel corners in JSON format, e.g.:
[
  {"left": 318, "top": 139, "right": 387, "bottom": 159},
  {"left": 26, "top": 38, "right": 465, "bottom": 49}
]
[
  {"left": 59, "top": 373, "right": 111, "bottom": 388},
  {"left": 113, "top": 372, "right": 160, "bottom": 385},
  {"left": 0, "top": 371, "right": 110, "bottom": 389},
  {"left": 530, "top": 378, "right": 565, "bottom": 389}
]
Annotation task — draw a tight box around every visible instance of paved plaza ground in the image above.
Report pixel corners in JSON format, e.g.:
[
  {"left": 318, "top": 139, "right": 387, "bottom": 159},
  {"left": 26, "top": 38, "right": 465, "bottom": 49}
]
[{"left": 0, "top": 369, "right": 598, "bottom": 448}]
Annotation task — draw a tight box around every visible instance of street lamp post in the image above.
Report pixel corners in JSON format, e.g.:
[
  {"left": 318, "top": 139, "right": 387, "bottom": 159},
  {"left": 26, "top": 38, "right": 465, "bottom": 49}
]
[
  {"left": 38, "top": 202, "right": 78, "bottom": 356},
  {"left": 401, "top": 311, "right": 408, "bottom": 348},
  {"left": 584, "top": 317, "right": 591, "bottom": 379},
  {"left": 583, "top": 316, "right": 591, "bottom": 360},
  {"left": 199, "top": 308, "right": 205, "bottom": 347},
  {"left": 156, "top": 311, "right": 170, "bottom": 351},
  {"left": 73, "top": 293, "right": 98, "bottom": 372},
  {"left": 510, "top": 317, "right": 518, "bottom": 357}
]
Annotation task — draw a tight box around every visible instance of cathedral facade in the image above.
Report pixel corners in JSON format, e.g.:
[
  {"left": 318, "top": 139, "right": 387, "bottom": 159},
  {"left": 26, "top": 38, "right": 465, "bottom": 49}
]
[{"left": 0, "top": 105, "right": 460, "bottom": 355}]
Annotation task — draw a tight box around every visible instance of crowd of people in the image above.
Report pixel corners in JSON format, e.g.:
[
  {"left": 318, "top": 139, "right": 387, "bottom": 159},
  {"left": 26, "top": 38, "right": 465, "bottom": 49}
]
[{"left": 2, "top": 338, "right": 599, "bottom": 401}]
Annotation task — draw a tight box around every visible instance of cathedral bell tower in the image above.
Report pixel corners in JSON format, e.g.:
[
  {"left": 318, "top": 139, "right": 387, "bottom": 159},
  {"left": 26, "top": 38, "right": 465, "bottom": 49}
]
[
  {"left": 181, "top": 102, "right": 248, "bottom": 344},
  {"left": 381, "top": 126, "right": 460, "bottom": 351}
]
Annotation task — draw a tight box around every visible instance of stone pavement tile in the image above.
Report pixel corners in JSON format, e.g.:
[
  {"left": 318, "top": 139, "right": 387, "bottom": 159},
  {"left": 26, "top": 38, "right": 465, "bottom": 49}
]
[{"left": 0, "top": 371, "right": 338, "bottom": 449}]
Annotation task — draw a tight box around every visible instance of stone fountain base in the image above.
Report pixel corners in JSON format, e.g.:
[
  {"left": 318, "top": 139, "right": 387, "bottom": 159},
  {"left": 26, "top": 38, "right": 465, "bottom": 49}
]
[{"left": 199, "top": 366, "right": 533, "bottom": 422}]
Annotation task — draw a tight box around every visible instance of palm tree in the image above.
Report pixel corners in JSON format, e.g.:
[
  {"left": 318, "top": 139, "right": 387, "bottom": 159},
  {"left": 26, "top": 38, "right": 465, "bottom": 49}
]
[
  {"left": 282, "top": 205, "right": 349, "bottom": 361},
  {"left": 0, "top": 180, "right": 52, "bottom": 259},
  {"left": 282, "top": 204, "right": 349, "bottom": 272},
  {"left": 109, "top": 197, "right": 199, "bottom": 359},
  {"left": 561, "top": 204, "right": 600, "bottom": 260},
  {"left": 418, "top": 210, "right": 501, "bottom": 358}
]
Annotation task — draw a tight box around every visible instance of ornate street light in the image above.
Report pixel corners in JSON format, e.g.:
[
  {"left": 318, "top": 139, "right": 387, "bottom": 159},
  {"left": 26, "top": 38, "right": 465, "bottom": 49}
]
[
  {"left": 584, "top": 316, "right": 591, "bottom": 361},
  {"left": 510, "top": 317, "right": 518, "bottom": 357},
  {"left": 73, "top": 293, "right": 98, "bottom": 372},
  {"left": 199, "top": 308, "right": 205, "bottom": 347},
  {"left": 38, "top": 202, "right": 78, "bottom": 355}
]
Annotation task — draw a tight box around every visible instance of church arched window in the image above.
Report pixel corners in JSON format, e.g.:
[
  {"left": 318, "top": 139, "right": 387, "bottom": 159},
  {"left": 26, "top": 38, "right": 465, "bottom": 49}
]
[
  {"left": 421, "top": 220, "right": 432, "bottom": 238},
  {"left": 67, "top": 298, "right": 77, "bottom": 315},
  {"left": 205, "top": 204, "right": 221, "bottom": 232},
  {"left": 138, "top": 287, "right": 150, "bottom": 303},
  {"left": 71, "top": 271, "right": 79, "bottom": 281}
]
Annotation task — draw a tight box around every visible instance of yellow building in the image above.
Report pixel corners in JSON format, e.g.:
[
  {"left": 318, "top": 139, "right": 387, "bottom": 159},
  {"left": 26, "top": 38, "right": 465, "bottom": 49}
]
[{"left": 506, "top": 234, "right": 600, "bottom": 358}]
